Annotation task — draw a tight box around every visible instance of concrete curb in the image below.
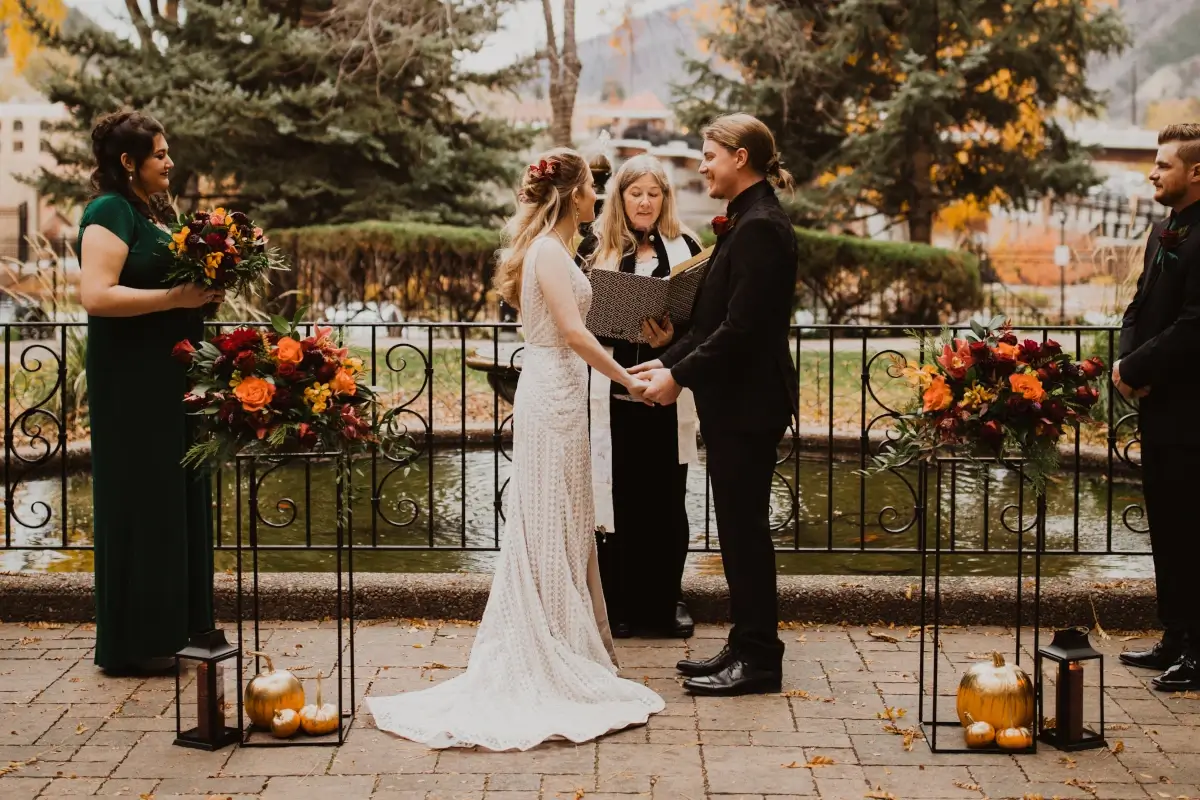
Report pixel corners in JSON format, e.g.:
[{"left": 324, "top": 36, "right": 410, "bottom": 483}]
[{"left": 0, "top": 571, "right": 1157, "bottom": 630}]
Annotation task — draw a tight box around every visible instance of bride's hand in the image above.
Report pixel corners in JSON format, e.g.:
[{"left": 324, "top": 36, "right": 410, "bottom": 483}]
[{"left": 623, "top": 375, "right": 653, "bottom": 405}]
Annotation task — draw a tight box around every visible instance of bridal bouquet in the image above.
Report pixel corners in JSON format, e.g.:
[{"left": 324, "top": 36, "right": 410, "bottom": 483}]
[
  {"left": 172, "top": 310, "right": 380, "bottom": 468},
  {"left": 166, "top": 207, "right": 287, "bottom": 295},
  {"left": 862, "top": 317, "right": 1106, "bottom": 491}
]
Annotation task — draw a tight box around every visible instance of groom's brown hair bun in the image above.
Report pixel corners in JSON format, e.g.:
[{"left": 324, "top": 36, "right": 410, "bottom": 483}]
[
  {"left": 702, "top": 113, "right": 795, "bottom": 193},
  {"left": 1159, "top": 123, "right": 1200, "bottom": 165}
]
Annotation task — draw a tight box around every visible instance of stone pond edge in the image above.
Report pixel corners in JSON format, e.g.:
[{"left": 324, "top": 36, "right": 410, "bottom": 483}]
[{"left": 0, "top": 572, "right": 1156, "bottom": 630}]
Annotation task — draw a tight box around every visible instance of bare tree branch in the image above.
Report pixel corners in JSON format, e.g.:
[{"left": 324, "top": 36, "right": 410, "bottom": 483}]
[{"left": 123, "top": 0, "right": 153, "bottom": 44}]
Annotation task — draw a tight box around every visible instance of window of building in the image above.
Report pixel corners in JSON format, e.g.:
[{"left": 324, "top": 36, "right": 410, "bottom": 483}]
[
  {"left": 13, "top": 120, "right": 24, "bottom": 133},
  {"left": 40, "top": 120, "right": 51, "bottom": 132},
  {"left": 13, "top": 141, "right": 24, "bottom": 152}
]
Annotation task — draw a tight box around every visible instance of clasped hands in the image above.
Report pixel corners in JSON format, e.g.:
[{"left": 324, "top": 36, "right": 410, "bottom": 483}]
[
  {"left": 1111, "top": 360, "right": 1150, "bottom": 402},
  {"left": 624, "top": 359, "right": 682, "bottom": 406}
]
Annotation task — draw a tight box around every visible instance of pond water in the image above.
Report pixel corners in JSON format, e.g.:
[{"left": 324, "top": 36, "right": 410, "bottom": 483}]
[{"left": 1, "top": 449, "right": 1150, "bottom": 579}]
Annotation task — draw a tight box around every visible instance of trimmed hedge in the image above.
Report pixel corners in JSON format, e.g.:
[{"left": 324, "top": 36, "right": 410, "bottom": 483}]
[{"left": 275, "top": 221, "right": 980, "bottom": 324}]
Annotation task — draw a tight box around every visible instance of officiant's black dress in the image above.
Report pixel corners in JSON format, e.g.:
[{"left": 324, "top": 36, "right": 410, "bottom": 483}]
[
  {"left": 596, "top": 231, "right": 701, "bottom": 635},
  {"left": 79, "top": 193, "right": 213, "bottom": 672}
]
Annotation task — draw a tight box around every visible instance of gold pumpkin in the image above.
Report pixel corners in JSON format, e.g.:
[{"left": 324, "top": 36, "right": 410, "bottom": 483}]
[
  {"left": 244, "top": 651, "right": 305, "bottom": 729},
  {"left": 270, "top": 708, "right": 300, "bottom": 739},
  {"left": 956, "top": 651, "right": 1035, "bottom": 730},
  {"left": 963, "top": 713, "right": 996, "bottom": 749},
  {"left": 299, "top": 671, "right": 339, "bottom": 736},
  {"left": 996, "top": 725, "right": 1033, "bottom": 750}
]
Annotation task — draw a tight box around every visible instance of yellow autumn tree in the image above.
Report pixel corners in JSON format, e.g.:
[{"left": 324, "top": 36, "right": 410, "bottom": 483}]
[{"left": 1, "top": 0, "right": 65, "bottom": 73}]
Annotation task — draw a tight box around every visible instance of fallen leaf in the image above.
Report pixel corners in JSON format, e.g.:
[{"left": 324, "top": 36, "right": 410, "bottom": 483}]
[
  {"left": 953, "top": 780, "right": 980, "bottom": 791},
  {"left": 867, "top": 630, "right": 900, "bottom": 644},
  {"left": 75, "top": 723, "right": 88, "bottom": 735},
  {"left": 0, "top": 757, "right": 38, "bottom": 777},
  {"left": 1059, "top": 755, "right": 1077, "bottom": 769},
  {"left": 1113, "top": 740, "right": 1125, "bottom": 754},
  {"left": 27, "top": 622, "right": 62, "bottom": 630},
  {"left": 876, "top": 707, "right": 907, "bottom": 722},
  {"left": 865, "top": 789, "right": 898, "bottom": 800},
  {"left": 1064, "top": 776, "right": 1098, "bottom": 796}
]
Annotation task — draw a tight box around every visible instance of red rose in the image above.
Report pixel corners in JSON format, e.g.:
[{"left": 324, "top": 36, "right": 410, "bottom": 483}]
[
  {"left": 172, "top": 340, "right": 196, "bottom": 364},
  {"left": 204, "top": 232, "right": 227, "bottom": 251},
  {"left": 1043, "top": 339, "right": 1063, "bottom": 357},
  {"left": 711, "top": 215, "right": 735, "bottom": 237},
  {"left": 1160, "top": 226, "right": 1190, "bottom": 251},
  {"left": 1075, "top": 385, "right": 1100, "bottom": 407},
  {"left": 1079, "top": 356, "right": 1105, "bottom": 379},
  {"left": 315, "top": 361, "right": 337, "bottom": 382},
  {"left": 1035, "top": 363, "right": 1060, "bottom": 383},
  {"left": 218, "top": 399, "right": 240, "bottom": 425},
  {"left": 213, "top": 327, "right": 260, "bottom": 355},
  {"left": 999, "top": 332, "right": 1018, "bottom": 346},
  {"left": 1019, "top": 339, "right": 1041, "bottom": 361},
  {"left": 270, "top": 387, "right": 293, "bottom": 409},
  {"left": 234, "top": 350, "right": 256, "bottom": 374},
  {"left": 275, "top": 361, "right": 297, "bottom": 379},
  {"left": 1044, "top": 399, "right": 1068, "bottom": 423},
  {"left": 968, "top": 340, "right": 990, "bottom": 361},
  {"left": 980, "top": 420, "right": 1004, "bottom": 449}
]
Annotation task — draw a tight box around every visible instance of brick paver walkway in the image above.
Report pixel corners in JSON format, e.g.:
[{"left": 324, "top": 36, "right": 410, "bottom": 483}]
[{"left": 2, "top": 620, "right": 1198, "bottom": 799}]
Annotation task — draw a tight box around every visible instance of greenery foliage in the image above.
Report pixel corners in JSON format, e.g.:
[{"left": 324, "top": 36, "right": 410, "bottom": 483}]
[
  {"left": 675, "top": 0, "right": 1130, "bottom": 242},
  {"left": 17, "top": 0, "right": 532, "bottom": 229}
]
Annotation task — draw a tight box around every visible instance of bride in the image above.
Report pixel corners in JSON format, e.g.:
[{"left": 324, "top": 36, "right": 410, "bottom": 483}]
[{"left": 367, "top": 148, "right": 665, "bottom": 750}]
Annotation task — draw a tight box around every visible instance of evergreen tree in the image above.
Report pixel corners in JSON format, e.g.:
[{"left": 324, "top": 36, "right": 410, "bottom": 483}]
[
  {"left": 20, "top": 0, "right": 532, "bottom": 228},
  {"left": 676, "top": 0, "right": 1129, "bottom": 242}
]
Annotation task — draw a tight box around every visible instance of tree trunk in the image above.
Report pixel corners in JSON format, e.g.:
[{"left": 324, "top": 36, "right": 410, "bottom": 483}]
[
  {"left": 908, "top": 142, "right": 935, "bottom": 244},
  {"left": 541, "top": 0, "right": 580, "bottom": 147}
]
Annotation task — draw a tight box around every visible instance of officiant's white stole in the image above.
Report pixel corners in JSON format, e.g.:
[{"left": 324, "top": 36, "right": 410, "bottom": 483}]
[{"left": 588, "top": 234, "right": 700, "bottom": 532}]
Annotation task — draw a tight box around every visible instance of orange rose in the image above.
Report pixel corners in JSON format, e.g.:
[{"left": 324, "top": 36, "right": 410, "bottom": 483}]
[
  {"left": 233, "top": 376, "right": 276, "bottom": 413},
  {"left": 329, "top": 368, "right": 357, "bottom": 396},
  {"left": 922, "top": 375, "right": 953, "bottom": 412},
  {"left": 1008, "top": 372, "right": 1046, "bottom": 402},
  {"left": 995, "top": 342, "right": 1020, "bottom": 361},
  {"left": 274, "top": 337, "right": 303, "bottom": 364}
]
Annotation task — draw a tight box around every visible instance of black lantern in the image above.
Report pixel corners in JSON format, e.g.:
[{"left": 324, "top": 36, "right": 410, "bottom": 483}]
[
  {"left": 1036, "top": 627, "right": 1106, "bottom": 751},
  {"left": 174, "top": 629, "right": 240, "bottom": 751}
]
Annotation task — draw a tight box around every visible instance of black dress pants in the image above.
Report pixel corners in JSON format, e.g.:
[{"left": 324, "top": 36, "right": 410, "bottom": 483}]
[
  {"left": 1140, "top": 440, "right": 1200, "bottom": 644},
  {"left": 702, "top": 422, "right": 786, "bottom": 669}
]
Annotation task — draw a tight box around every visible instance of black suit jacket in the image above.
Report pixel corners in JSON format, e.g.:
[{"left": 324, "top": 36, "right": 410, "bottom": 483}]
[
  {"left": 1118, "top": 199, "right": 1200, "bottom": 444},
  {"left": 660, "top": 181, "right": 799, "bottom": 431}
]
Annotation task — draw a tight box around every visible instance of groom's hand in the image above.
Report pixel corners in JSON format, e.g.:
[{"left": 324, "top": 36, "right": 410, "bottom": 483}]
[
  {"left": 642, "top": 367, "right": 682, "bottom": 406},
  {"left": 630, "top": 359, "right": 663, "bottom": 375}
]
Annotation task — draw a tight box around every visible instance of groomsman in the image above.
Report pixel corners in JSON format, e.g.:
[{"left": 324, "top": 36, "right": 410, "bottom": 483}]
[
  {"left": 1114, "top": 123, "right": 1200, "bottom": 691},
  {"left": 635, "top": 113, "right": 798, "bottom": 696}
]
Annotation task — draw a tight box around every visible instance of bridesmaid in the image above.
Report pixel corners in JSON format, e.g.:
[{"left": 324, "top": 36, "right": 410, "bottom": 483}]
[
  {"left": 587, "top": 155, "right": 702, "bottom": 638},
  {"left": 78, "top": 111, "right": 223, "bottom": 675}
]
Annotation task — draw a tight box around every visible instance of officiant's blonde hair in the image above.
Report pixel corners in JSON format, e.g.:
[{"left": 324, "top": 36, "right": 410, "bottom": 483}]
[
  {"left": 494, "top": 148, "right": 590, "bottom": 310},
  {"left": 591, "top": 155, "right": 691, "bottom": 271}
]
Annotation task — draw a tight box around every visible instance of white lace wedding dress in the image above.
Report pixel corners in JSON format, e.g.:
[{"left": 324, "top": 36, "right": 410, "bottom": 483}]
[{"left": 367, "top": 236, "right": 665, "bottom": 750}]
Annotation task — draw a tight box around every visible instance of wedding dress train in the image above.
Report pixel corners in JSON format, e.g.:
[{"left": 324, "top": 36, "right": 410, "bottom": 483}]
[{"left": 367, "top": 236, "right": 664, "bottom": 750}]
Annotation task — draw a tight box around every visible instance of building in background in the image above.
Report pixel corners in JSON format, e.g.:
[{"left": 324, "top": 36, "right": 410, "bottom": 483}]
[{"left": 0, "top": 100, "right": 72, "bottom": 260}]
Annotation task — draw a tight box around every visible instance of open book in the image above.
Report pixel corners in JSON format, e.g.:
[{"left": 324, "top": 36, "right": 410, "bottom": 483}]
[{"left": 584, "top": 246, "right": 714, "bottom": 344}]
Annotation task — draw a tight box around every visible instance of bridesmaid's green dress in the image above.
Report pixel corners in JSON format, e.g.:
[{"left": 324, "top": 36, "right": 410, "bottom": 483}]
[{"left": 79, "top": 193, "right": 213, "bottom": 671}]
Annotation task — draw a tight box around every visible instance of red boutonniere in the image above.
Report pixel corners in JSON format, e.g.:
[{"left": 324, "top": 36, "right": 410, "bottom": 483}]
[
  {"left": 712, "top": 214, "right": 736, "bottom": 237},
  {"left": 1160, "top": 225, "right": 1190, "bottom": 252}
]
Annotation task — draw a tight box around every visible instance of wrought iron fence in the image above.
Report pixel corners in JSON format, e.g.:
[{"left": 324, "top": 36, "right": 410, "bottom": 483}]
[{"left": 0, "top": 322, "right": 1149, "bottom": 570}]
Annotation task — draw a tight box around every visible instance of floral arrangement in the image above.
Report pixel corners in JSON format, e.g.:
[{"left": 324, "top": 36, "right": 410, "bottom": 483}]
[
  {"left": 862, "top": 317, "right": 1106, "bottom": 491},
  {"left": 172, "top": 310, "right": 380, "bottom": 468},
  {"left": 166, "top": 207, "right": 288, "bottom": 294}
]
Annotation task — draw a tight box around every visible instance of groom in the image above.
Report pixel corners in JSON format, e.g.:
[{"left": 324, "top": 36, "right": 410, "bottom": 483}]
[{"left": 634, "top": 113, "right": 798, "bottom": 696}]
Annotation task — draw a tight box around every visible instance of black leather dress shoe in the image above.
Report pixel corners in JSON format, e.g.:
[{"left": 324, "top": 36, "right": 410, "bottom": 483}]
[
  {"left": 677, "top": 644, "right": 735, "bottom": 678},
  {"left": 682, "top": 659, "right": 782, "bottom": 696},
  {"left": 674, "top": 601, "right": 695, "bottom": 638},
  {"left": 1120, "top": 638, "right": 1186, "bottom": 671},
  {"left": 1152, "top": 653, "right": 1200, "bottom": 691}
]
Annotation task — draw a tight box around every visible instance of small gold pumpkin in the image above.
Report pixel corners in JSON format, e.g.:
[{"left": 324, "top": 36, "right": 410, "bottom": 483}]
[
  {"left": 243, "top": 651, "right": 305, "bottom": 729},
  {"left": 963, "top": 713, "right": 996, "bottom": 749},
  {"left": 956, "top": 651, "right": 1035, "bottom": 731},
  {"left": 270, "top": 708, "right": 300, "bottom": 739},
  {"left": 996, "top": 725, "right": 1033, "bottom": 750},
  {"left": 299, "top": 671, "right": 339, "bottom": 736}
]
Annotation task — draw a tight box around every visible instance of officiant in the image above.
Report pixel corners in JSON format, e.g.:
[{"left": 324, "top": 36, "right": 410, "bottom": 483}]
[{"left": 587, "top": 155, "right": 701, "bottom": 639}]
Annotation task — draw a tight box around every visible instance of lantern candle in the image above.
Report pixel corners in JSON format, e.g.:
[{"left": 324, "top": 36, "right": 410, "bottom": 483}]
[
  {"left": 196, "top": 662, "right": 225, "bottom": 740},
  {"left": 1062, "top": 661, "right": 1084, "bottom": 743}
]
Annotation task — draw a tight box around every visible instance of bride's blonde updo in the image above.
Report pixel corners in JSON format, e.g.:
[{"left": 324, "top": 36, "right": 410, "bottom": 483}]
[{"left": 494, "top": 148, "right": 589, "bottom": 310}]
